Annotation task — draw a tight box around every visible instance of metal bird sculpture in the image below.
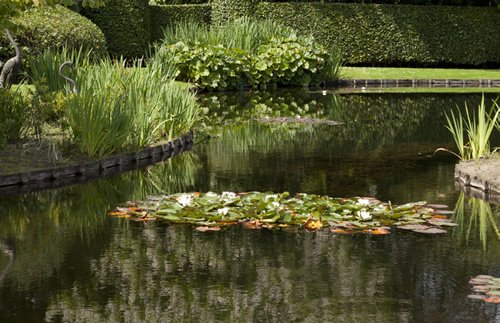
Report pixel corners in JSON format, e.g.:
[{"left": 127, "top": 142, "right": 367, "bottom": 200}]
[
  {"left": 0, "top": 30, "right": 22, "bottom": 89},
  {"left": 58, "top": 61, "right": 78, "bottom": 94}
]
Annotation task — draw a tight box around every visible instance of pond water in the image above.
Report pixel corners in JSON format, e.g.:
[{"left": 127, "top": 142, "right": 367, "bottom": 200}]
[{"left": 0, "top": 90, "right": 499, "bottom": 322}]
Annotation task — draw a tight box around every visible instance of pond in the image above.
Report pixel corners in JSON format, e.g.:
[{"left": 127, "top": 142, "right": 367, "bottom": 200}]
[{"left": 0, "top": 90, "right": 499, "bottom": 322}]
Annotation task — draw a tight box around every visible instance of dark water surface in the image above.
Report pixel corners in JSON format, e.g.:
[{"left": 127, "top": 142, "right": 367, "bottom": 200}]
[{"left": 0, "top": 91, "right": 499, "bottom": 322}]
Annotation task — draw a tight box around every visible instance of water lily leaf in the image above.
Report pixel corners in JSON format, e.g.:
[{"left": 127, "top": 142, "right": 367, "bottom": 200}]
[
  {"left": 369, "top": 227, "right": 390, "bottom": 235},
  {"left": 412, "top": 227, "right": 447, "bottom": 234},
  {"left": 475, "top": 275, "right": 495, "bottom": 280},
  {"left": 486, "top": 290, "right": 500, "bottom": 296},
  {"left": 131, "top": 217, "right": 157, "bottom": 222},
  {"left": 467, "top": 294, "right": 487, "bottom": 300},
  {"left": 469, "top": 279, "right": 493, "bottom": 285},
  {"left": 304, "top": 217, "right": 322, "bottom": 231},
  {"left": 398, "top": 224, "right": 430, "bottom": 231},
  {"left": 428, "top": 220, "right": 458, "bottom": 227},
  {"left": 434, "top": 210, "right": 455, "bottom": 215},
  {"left": 483, "top": 296, "right": 500, "bottom": 303},
  {"left": 195, "top": 226, "right": 221, "bottom": 232},
  {"left": 331, "top": 228, "right": 357, "bottom": 234},
  {"left": 424, "top": 203, "right": 448, "bottom": 209}
]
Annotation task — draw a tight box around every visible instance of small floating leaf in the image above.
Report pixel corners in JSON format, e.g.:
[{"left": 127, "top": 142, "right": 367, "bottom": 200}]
[
  {"left": 486, "top": 290, "right": 500, "bottom": 296},
  {"left": 370, "top": 227, "right": 390, "bottom": 235},
  {"left": 483, "top": 296, "right": 500, "bottom": 303},
  {"left": 434, "top": 210, "right": 455, "bottom": 215},
  {"left": 412, "top": 227, "right": 447, "bottom": 234},
  {"left": 304, "top": 217, "right": 323, "bottom": 231},
  {"left": 467, "top": 294, "right": 487, "bottom": 300},
  {"left": 424, "top": 204, "right": 449, "bottom": 209},
  {"left": 195, "top": 226, "right": 221, "bottom": 232}
]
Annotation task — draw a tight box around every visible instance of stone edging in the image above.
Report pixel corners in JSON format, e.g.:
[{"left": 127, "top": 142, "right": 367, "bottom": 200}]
[
  {"left": 0, "top": 131, "right": 194, "bottom": 196},
  {"left": 328, "top": 79, "right": 500, "bottom": 88},
  {"left": 454, "top": 163, "right": 500, "bottom": 206}
]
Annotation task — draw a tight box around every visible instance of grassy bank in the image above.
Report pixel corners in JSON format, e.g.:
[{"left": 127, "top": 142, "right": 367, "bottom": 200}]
[{"left": 341, "top": 68, "right": 500, "bottom": 80}]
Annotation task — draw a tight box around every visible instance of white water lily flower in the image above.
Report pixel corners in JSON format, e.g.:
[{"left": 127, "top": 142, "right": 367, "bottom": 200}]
[
  {"left": 267, "top": 201, "right": 281, "bottom": 209},
  {"left": 222, "top": 191, "right": 237, "bottom": 198},
  {"left": 357, "top": 198, "right": 370, "bottom": 206},
  {"left": 218, "top": 207, "right": 229, "bottom": 216},
  {"left": 358, "top": 210, "right": 372, "bottom": 221},
  {"left": 177, "top": 194, "right": 192, "bottom": 207},
  {"left": 206, "top": 192, "right": 217, "bottom": 197}
]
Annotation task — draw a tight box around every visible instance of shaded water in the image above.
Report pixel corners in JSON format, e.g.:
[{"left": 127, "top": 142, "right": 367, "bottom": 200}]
[{"left": 0, "top": 91, "right": 499, "bottom": 322}]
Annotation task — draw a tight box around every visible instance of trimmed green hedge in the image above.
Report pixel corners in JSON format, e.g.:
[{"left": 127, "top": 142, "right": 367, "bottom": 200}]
[
  {"left": 150, "top": 4, "right": 212, "bottom": 43},
  {"left": 0, "top": 5, "right": 106, "bottom": 71},
  {"left": 211, "top": 0, "right": 259, "bottom": 26},
  {"left": 81, "top": 0, "right": 150, "bottom": 58},
  {"left": 254, "top": 3, "right": 500, "bottom": 67}
]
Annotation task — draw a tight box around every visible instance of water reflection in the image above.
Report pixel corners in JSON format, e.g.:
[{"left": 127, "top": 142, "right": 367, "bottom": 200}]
[
  {"left": 452, "top": 192, "right": 500, "bottom": 251},
  {"left": 0, "top": 92, "right": 499, "bottom": 322}
]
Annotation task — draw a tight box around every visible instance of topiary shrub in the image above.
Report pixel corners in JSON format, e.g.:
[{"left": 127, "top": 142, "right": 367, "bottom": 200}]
[
  {"left": 80, "top": 0, "right": 150, "bottom": 58},
  {"left": 0, "top": 5, "right": 106, "bottom": 74}
]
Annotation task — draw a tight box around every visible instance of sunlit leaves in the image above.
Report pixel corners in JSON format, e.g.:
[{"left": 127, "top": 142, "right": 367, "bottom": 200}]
[{"left": 109, "top": 191, "right": 456, "bottom": 235}]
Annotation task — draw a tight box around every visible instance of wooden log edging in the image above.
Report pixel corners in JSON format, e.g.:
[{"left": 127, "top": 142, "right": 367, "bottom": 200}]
[
  {"left": 328, "top": 79, "right": 500, "bottom": 89},
  {"left": 454, "top": 163, "right": 500, "bottom": 206},
  {"left": 0, "top": 131, "right": 194, "bottom": 196}
]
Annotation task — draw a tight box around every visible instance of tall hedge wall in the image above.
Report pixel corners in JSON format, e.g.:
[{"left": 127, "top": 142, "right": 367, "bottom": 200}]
[
  {"left": 211, "top": 0, "right": 259, "bottom": 26},
  {"left": 254, "top": 3, "right": 500, "bottom": 67},
  {"left": 150, "top": 4, "right": 212, "bottom": 43},
  {"left": 81, "top": 0, "right": 150, "bottom": 58}
]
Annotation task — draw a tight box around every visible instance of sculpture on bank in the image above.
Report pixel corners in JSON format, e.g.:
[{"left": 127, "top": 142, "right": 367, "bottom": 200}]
[
  {"left": 0, "top": 30, "right": 22, "bottom": 89},
  {"left": 58, "top": 61, "right": 78, "bottom": 94}
]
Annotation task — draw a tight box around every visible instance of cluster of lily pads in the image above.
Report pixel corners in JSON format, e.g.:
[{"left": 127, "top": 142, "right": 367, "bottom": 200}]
[
  {"left": 468, "top": 275, "right": 500, "bottom": 303},
  {"left": 108, "top": 191, "right": 457, "bottom": 234}
]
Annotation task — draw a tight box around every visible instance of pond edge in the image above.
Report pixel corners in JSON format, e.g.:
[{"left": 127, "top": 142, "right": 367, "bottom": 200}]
[
  {"left": 0, "top": 131, "right": 194, "bottom": 196},
  {"left": 330, "top": 79, "right": 500, "bottom": 88},
  {"left": 454, "top": 161, "right": 500, "bottom": 205}
]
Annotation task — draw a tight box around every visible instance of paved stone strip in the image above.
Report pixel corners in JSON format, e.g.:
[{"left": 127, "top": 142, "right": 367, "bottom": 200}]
[
  {"left": 0, "top": 131, "right": 194, "bottom": 196},
  {"left": 329, "top": 79, "right": 500, "bottom": 88}
]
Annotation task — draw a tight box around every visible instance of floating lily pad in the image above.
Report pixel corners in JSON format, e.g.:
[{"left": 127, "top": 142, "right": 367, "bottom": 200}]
[
  {"left": 424, "top": 204, "right": 449, "bottom": 209},
  {"left": 467, "top": 294, "right": 487, "bottom": 300},
  {"left": 412, "top": 228, "right": 447, "bottom": 234},
  {"left": 195, "top": 226, "right": 221, "bottom": 232},
  {"left": 484, "top": 296, "right": 500, "bottom": 303}
]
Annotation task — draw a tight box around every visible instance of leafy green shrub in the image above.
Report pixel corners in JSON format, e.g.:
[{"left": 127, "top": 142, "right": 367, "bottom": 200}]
[
  {"left": 251, "top": 35, "right": 332, "bottom": 86},
  {"left": 0, "top": 5, "right": 106, "bottom": 74},
  {"left": 150, "top": 4, "right": 212, "bottom": 43},
  {"left": 80, "top": 0, "right": 150, "bottom": 58},
  {"left": 261, "top": 0, "right": 496, "bottom": 6},
  {"left": 0, "top": 88, "right": 28, "bottom": 147},
  {"left": 163, "top": 33, "right": 341, "bottom": 90},
  {"left": 167, "top": 42, "right": 252, "bottom": 90},
  {"left": 253, "top": 3, "right": 500, "bottom": 67}
]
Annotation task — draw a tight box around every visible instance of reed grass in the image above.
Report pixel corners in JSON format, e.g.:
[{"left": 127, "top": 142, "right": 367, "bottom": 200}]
[
  {"left": 160, "top": 17, "right": 290, "bottom": 53},
  {"left": 28, "top": 46, "right": 96, "bottom": 93},
  {"left": 65, "top": 55, "right": 200, "bottom": 158},
  {"left": 436, "top": 96, "right": 500, "bottom": 161}
]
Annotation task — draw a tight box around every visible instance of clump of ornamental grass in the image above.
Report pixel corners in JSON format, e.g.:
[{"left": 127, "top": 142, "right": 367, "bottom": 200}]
[
  {"left": 436, "top": 96, "right": 500, "bottom": 162},
  {"left": 28, "top": 45, "right": 98, "bottom": 93},
  {"left": 65, "top": 55, "right": 200, "bottom": 158}
]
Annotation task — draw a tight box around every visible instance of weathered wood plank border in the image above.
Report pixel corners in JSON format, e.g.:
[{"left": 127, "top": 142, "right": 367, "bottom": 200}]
[{"left": 0, "top": 131, "right": 194, "bottom": 196}]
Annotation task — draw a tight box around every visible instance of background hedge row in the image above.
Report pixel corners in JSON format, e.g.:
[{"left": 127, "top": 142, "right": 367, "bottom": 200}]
[
  {"left": 153, "top": 0, "right": 498, "bottom": 6},
  {"left": 150, "top": 4, "right": 212, "bottom": 42},
  {"left": 253, "top": 3, "right": 500, "bottom": 67},
  {"left": 80, "top": 0, "right": 151, "bottom": 58}
]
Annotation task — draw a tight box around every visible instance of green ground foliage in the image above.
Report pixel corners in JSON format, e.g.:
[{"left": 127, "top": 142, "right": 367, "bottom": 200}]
[
  {"left": 150, "top": 4, "right": 212, "bottom": 43},
  {"left": 80, "top": 0, "right": 150, "bottom": 58},
  {"left": 0, "top": 5, "right": 106, "bottom": 73}
]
